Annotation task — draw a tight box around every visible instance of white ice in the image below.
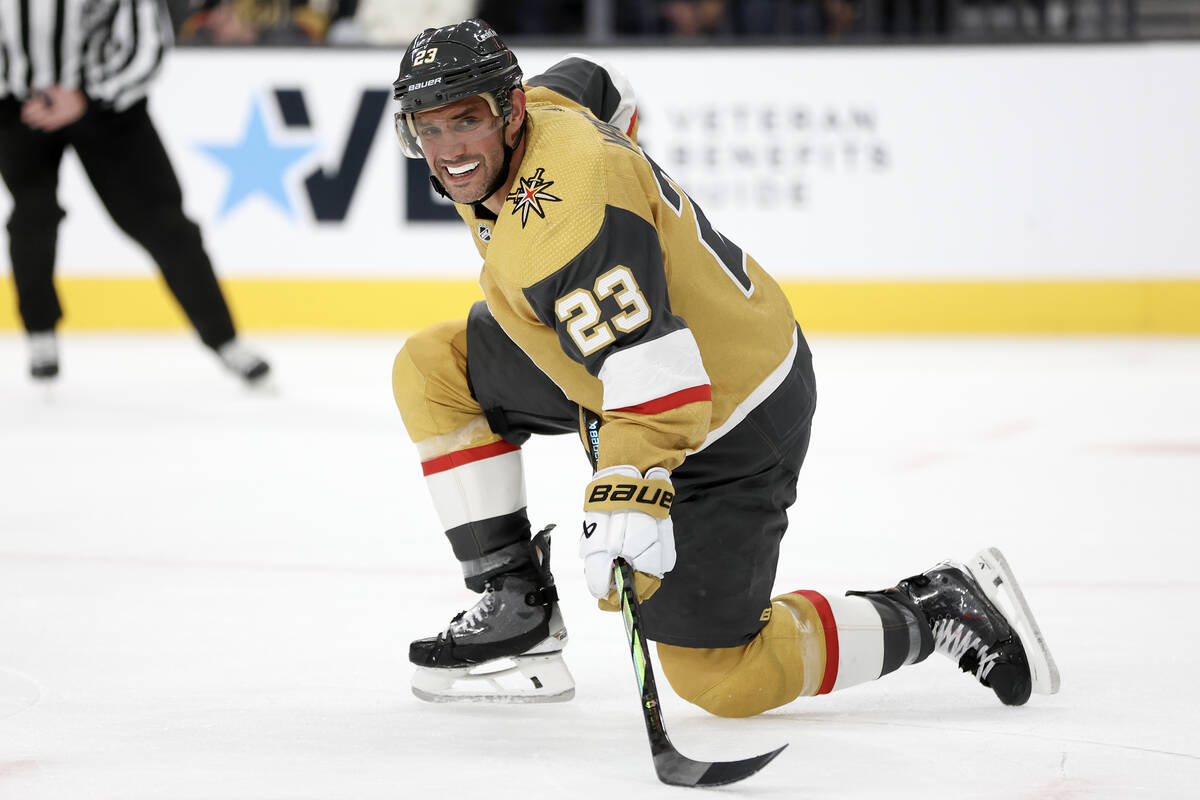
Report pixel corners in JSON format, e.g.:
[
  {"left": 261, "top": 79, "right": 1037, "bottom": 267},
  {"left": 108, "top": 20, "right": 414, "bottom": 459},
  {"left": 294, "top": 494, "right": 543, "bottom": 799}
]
[{"left": 2, "top": 333, "right": 1198, "bottom": 799}]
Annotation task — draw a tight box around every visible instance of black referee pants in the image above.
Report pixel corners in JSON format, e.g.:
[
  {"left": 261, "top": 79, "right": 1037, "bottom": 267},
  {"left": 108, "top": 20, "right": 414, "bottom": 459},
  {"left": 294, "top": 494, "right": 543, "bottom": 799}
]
[{"left": 0, "top": 97, "right": 236, "bottom": 348}]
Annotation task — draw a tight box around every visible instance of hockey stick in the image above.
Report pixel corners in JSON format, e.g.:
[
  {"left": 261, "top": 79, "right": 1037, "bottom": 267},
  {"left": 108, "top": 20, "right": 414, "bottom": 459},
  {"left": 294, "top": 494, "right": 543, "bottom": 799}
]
[{"left": 613, "top": 559, "right": 787, "bottom": 787}]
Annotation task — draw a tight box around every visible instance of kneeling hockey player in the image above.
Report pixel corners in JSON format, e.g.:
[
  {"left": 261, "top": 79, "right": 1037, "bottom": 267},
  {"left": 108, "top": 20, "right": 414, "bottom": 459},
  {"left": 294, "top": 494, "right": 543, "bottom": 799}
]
[{"left": 389, "top": 19, "right": 1060, "bottom": 712}]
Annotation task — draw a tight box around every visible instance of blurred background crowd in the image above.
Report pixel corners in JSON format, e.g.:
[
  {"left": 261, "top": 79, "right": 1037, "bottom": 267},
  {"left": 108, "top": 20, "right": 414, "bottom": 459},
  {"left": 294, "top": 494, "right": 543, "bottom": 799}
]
[{"left": 164, "top": 0, "right": 1195, "bottom": 46}]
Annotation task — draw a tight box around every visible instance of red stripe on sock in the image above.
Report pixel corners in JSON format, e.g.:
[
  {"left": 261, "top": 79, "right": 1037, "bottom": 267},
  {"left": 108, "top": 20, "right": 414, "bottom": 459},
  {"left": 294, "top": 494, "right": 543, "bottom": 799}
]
[
  {"left": 612, "top": 385, "right": 711, "bottom": 415},
  {"left": 794, "top": 590, "right": 839, "bottom": 695},
  {"left": 421, "top": 440, "right": 519, "bottom": 476}
]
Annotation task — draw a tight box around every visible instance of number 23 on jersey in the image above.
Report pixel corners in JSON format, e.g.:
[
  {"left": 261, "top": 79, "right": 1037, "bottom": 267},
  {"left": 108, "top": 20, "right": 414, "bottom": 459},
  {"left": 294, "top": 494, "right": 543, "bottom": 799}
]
[{"left": 555, "top": 265, "right": 651, "bottom": 356}]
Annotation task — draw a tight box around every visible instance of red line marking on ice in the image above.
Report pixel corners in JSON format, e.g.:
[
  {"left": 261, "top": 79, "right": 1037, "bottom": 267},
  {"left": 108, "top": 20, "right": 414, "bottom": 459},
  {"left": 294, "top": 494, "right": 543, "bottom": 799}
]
[
  {"left": 0, "top": 760, "right": 40, "bottom": 779},
  {"left": 979, "top": 420, "right": 1036, "bottom": 441},
  {"left": 1097, "top": 442, "right": 1200, "bottom": 456}
]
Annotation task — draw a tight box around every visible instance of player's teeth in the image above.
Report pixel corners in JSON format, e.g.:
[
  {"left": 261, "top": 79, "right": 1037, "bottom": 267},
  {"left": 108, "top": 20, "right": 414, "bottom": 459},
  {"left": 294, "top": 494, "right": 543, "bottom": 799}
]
[{"left": 446, "top": 162, "right": 479, "bottom": 176}]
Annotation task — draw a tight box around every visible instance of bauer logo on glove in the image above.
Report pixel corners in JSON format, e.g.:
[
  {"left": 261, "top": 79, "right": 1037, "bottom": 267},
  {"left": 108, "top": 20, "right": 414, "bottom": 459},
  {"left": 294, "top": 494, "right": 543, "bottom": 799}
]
[
  {"left": 579, "top": 465, "right": 678, "bottom": 608},
  {"left": 585, "top": 474, "right": 674, "bottom": 518}
]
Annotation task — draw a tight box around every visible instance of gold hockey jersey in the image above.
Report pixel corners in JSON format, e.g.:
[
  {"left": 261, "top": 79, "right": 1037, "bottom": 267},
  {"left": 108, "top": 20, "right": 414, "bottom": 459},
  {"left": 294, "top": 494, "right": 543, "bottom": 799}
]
[{"left": 450, "top": 58, "right": 800, "bottom": 474}]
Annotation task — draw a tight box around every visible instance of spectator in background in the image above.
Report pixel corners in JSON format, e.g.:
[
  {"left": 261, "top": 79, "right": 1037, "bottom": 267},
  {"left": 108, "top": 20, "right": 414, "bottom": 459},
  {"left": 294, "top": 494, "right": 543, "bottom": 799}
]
[
  {"left": 179, "top": 0, "right": 331, "bottom": 45},
  {"left": 618, "top": 0, "right": 856, "bottom": 38},
  {"left": 732, "top": 0, "right": 819, "bottom": 34},
  {"left": 327, "top": 0, "right": 478, "bottom": 45},
  {"left": 659, "top": 0, "right": 727, "bottom": 35},
  {"left": 822, "top": 0, "right": 858, "bottom": 36},
  {"left": 878, "top": 0, "right": 952, "bottom": 36},
  {"left": 165, "top": 0, "right": 198, "bottom": 31},
  {"left": 475, "top": 0, "right": 585, "bottom": 36}
]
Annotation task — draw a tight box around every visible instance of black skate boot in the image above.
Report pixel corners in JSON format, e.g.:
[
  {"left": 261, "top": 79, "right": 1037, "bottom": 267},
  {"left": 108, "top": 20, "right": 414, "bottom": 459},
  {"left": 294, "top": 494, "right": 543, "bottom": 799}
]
[
  {"left": 409, "top": 527, "right": 574, "bottom": 703},
  {"left": 880, "top": 547, "right": 1060, "bottom": 705}
]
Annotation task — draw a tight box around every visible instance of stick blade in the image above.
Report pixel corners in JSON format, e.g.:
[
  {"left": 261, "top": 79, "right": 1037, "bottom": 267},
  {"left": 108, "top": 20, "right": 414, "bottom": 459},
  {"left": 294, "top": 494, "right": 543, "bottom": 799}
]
[{"left": 654, "top": 743, "right": 788, "bottom": 787}]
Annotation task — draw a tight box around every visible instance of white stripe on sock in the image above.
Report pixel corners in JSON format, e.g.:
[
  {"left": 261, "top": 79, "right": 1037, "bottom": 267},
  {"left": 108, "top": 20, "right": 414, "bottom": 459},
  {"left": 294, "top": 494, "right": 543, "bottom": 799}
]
[
  {"left": 425, "top": 448, "right": 525, "bottom": 531},
  {"left": 826, "top": 594, "right": 886, "bottom": 692}
]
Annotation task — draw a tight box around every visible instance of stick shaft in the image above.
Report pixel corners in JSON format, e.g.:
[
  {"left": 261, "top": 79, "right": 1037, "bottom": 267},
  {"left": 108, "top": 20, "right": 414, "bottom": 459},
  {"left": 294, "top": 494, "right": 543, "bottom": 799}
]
[{"left": 614, "top": 559, "right": 672, "bottom": 755}]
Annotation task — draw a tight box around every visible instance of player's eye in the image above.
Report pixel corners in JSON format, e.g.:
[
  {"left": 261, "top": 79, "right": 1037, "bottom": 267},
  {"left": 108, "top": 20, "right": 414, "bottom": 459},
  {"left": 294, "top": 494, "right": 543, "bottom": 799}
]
[
  {"left": 417, "top": 125, "right": 442, "bottom": 140},
  {"left": 453, "top": 117, "right": 483, "bottom": 133}
]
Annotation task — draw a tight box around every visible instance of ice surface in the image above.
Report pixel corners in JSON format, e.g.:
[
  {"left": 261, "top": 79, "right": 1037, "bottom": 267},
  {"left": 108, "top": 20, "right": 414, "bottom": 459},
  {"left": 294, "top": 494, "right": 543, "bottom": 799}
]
[{"left": 2, "top": 333, "right": 1198, "bottom": 799}]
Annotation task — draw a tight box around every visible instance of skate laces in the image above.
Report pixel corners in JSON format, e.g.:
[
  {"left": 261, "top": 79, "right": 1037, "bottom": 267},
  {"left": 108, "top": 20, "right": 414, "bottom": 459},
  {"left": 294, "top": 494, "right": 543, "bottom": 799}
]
[
  {"left": 451, "top": 585, "right": 497, "bottom": 632},
  {"left": 932, "top": 618, "right": 999, "bottom": 680}
]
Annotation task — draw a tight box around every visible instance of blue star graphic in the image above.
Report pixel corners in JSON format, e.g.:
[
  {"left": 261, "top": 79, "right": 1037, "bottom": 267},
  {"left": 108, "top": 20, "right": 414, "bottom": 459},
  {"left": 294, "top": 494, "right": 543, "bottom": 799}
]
[{"left": 197, "top": 99, "right": 315, "bottom": 220}]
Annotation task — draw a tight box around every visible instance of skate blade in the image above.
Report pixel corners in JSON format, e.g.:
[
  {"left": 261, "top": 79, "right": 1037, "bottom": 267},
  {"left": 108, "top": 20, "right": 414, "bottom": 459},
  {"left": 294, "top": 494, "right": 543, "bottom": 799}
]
[
  {"left": 242, "top": 374, "right": 280, "bottom": 396},
  {"left": 967, "top": 547, "right": 1061, "bottom": 695},
  {"left": 411, "top": 653, "right": 576, "bottom": 704}
]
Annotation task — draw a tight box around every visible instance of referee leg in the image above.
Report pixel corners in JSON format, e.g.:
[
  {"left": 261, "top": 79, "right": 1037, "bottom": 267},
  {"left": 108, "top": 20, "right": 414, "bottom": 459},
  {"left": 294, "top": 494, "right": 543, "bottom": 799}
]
[
  {"left": 0, "top": 100, "right": 68, "bottom": 334},
  {"left": 69, "top": 100, "right": 237, "bottom": 349}
]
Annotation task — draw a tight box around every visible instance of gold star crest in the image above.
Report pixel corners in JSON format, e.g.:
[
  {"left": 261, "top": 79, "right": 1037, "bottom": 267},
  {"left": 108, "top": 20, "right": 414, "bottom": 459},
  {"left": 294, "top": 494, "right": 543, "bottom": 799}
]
[{"left": 506, "top": 168, "right": 562, "bottom": 227}]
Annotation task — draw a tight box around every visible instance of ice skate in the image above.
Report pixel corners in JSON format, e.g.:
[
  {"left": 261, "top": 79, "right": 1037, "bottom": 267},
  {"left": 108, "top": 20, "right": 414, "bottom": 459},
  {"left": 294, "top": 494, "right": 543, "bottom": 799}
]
[
  {"left": 894, "top": 547, "right": 1060, "bottom": 705},
  {"left": 28, "top": 331, "right": 59, "bottom": 380},
  {"left": 409, "top": 528, "right": 574, "bottom": 703},
  {"left": 217, "top": 339, "right": 271, "bottom": 385}
]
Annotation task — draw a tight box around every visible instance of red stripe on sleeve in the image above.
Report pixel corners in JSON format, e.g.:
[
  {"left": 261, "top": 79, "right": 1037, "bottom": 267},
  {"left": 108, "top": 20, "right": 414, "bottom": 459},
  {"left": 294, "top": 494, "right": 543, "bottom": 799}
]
[
  {"left": 626, "top": 107, "right": 638, "bottom": 137},
  {"left": 794, "top": 590, "right": 839, "bottom": 695},
  {"left": 421, "top": 440, "right": 519, "bottom": 476},
  {"left": 612, "top": 385, "right": 711, "bottom": 415}
]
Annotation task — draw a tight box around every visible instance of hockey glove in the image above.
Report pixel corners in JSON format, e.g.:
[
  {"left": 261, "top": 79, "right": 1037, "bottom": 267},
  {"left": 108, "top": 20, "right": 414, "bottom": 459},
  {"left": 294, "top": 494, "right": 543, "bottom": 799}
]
[{"left": 579, "top": 465, "right": 677, "bottom": 611}]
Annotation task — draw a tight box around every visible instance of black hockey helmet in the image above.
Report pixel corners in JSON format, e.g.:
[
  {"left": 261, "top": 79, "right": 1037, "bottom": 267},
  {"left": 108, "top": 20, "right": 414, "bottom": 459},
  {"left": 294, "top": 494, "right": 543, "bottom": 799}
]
[{"left": 393, "top": 19, "right": 523, "bottom": 159}]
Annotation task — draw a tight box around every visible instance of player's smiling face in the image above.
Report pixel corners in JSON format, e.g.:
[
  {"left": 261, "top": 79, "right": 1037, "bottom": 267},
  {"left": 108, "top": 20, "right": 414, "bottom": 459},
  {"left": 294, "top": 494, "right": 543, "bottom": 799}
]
[{"left": 415, "top": 95, "right": 507, "bottom": 205}]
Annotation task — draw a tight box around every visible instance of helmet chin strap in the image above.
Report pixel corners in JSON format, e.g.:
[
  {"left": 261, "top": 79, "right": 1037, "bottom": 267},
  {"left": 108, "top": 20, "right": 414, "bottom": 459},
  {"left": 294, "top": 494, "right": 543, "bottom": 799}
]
[
  {"left": 478, "top": 120, "right": 524, "bottom": 206},
  {"left": 427, "top": 118, "right": 526, "bottom": 207}
]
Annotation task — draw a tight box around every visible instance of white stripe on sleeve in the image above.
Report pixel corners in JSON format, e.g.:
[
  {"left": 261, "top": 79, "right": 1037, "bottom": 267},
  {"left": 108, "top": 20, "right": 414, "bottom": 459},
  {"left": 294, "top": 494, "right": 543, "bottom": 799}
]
[
  {"left": 91, "top": 0, "right": 165, "bottom": 108},
  {"left": 597, "top": 328, "right": 710, "bottom": 411},
  {"left": 27, "top": 0, "right": 55, "bottom": 91},
  {"left": 59, "top": 0, "right": 86, "bottom": 91},
  {"left": 0, "top": 0, "right": 28, "bottom": 98}
]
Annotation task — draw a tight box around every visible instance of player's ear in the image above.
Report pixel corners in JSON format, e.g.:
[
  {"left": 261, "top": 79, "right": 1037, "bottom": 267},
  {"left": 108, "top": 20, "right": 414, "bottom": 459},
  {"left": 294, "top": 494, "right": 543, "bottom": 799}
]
[{"left": 507, "top": 88, "right": 527, "bottom": 143}]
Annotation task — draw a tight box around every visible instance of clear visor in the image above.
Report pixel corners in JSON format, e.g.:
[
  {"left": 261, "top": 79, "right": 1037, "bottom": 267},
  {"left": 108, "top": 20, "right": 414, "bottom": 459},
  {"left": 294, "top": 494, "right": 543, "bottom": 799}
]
[{"left": 394, "top": 110, "right": 504, "bottom": 160}]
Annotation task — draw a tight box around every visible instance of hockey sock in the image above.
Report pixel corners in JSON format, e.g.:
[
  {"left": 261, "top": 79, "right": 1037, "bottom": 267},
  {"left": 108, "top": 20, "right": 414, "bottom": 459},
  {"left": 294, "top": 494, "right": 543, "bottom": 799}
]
[
  {"left": 657, "top": 589, "right": 934, "bottom": 718},
  {"left": 421, "top": 439, "right": 535, "bottom": 591},
  {"left": 792, "top": 589, "right": 934, "bottom": 693},
  {"left": 845, "top": 587, "right": 935, "bottom": 672}
]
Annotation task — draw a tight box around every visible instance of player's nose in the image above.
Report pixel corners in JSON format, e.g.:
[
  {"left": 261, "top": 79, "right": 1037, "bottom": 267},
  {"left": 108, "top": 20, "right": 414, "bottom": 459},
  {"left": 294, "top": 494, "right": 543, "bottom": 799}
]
[{"left": 438, "top": 138, "right": 471, "bottom": 162}]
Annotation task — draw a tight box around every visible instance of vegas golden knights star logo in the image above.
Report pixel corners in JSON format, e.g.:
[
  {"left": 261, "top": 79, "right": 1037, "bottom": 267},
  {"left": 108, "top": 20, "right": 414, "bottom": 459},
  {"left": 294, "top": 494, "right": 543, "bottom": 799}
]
[{"left": 507, "top": 167, "right": 561, "bottom": 227}]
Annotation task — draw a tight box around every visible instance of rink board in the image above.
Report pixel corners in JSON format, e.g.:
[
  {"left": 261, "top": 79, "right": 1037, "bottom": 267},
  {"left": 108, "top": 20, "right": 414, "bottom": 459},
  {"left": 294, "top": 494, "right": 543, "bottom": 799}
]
[
  {"left": 1, "top": 43, "right": 1199, "bottom": 332},
  {"left": 1, "top": 277, "right": 1198, "bottom": 333}
]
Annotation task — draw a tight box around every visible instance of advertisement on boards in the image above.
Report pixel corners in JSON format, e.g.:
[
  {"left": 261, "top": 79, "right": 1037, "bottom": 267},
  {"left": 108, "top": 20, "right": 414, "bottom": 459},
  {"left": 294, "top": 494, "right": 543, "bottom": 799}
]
[{"left": 2, "top": 44, "right": 1197, "bottom": 292}]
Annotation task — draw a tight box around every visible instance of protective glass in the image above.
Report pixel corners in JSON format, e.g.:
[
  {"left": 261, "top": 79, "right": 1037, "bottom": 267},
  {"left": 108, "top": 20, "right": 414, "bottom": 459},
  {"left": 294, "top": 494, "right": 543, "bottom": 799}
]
[{"left": 394, "top": 111, "right": 504, "bottom": 159}]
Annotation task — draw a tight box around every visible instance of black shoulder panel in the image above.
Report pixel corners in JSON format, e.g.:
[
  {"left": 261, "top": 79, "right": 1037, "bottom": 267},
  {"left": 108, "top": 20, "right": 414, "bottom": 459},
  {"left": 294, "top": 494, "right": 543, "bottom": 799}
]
[{"left": 527, "top": 57, "right": 623, "bottom": 124}]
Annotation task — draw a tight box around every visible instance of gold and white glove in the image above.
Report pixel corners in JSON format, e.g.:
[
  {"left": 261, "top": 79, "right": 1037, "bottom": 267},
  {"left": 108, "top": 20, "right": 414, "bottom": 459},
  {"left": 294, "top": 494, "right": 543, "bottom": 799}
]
[{"left": 579, "top": 465, "right": 677, "bottom": 610}]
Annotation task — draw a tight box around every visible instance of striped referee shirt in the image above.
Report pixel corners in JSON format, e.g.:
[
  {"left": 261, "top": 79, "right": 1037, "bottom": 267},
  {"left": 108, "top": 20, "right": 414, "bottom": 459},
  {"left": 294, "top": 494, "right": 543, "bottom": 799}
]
[{"left": 0, "top": 0, "right": 171, "bottom": 112}]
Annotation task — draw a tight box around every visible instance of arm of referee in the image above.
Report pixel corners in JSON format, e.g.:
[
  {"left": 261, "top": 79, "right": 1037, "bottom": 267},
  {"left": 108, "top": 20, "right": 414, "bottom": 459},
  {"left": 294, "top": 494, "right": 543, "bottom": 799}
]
[{"left": 87, "top": 0, "right": 171, "bottom": 112}]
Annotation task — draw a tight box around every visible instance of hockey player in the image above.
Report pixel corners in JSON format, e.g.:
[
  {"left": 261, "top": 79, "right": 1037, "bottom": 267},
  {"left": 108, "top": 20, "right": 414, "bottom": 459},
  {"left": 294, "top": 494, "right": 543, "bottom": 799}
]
[{"left": 390, "top": 19, "right": 1060, "bottom": 711}]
